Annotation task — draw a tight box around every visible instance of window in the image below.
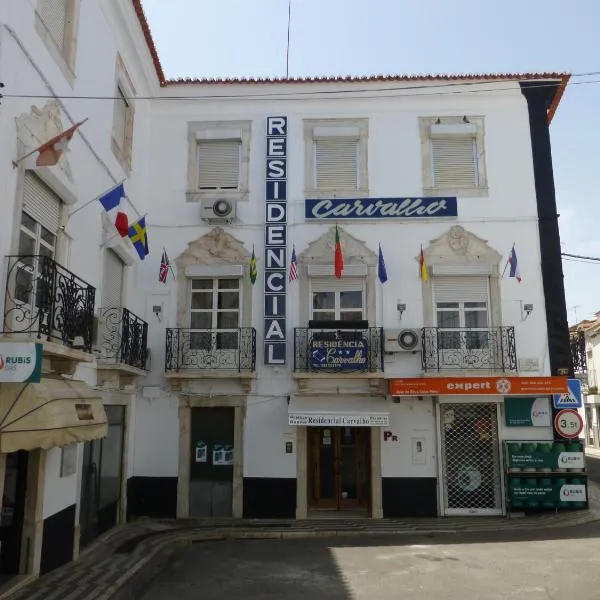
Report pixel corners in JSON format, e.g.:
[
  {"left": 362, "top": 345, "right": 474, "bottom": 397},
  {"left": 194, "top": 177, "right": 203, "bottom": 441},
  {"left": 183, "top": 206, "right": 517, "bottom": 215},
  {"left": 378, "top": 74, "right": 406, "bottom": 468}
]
[
  {"left": 197, "top": 140, "right": 241, "bottom": 190},
  {"left": 304, "top": 120, "right": 369, "bottom": 196},
  {"left": 433, "top": 276, "right": 490, "bottom": 351},
  {"left": 111, "top": 56, "right": 135, "bottom": 173},
  {"left": 15, "top": 173, "right": 61, "bottom": 306},
  {"left": 420, "top": 117, "right": 488, "bottom": 196},
  {"left": 186, "top": 122, "right": 251, "bottom": 201},
  {"left": 189, "top": 279, "right": 240, "bottom": 350},
  {"left": 36, "top": 0, "right": 80, "bottom": 79},
  {"left": 310, "top": 278, "right": 364, "bottom": 322}
]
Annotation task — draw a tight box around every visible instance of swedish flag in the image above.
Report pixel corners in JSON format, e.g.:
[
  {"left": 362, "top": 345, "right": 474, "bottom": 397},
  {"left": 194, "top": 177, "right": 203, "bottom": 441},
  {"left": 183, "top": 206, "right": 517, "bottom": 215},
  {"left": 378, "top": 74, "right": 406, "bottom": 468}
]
[{"left": 128, "top": 216, "right": 149, "bottom": 260}]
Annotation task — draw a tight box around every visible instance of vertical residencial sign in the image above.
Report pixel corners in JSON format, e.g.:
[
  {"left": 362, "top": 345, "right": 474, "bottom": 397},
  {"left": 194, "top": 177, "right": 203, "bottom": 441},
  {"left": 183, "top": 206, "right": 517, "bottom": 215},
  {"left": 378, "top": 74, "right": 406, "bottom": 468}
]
[{"left": 264, "top": 116, "right": 287, "bottom": 365}]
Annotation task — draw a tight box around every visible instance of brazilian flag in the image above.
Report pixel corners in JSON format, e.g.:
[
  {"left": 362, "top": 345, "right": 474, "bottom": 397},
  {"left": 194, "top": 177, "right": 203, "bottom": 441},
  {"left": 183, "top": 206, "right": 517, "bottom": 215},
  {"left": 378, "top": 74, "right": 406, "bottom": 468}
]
[{"left": 249, "top": 246, "right": 257, "bottom": 285}]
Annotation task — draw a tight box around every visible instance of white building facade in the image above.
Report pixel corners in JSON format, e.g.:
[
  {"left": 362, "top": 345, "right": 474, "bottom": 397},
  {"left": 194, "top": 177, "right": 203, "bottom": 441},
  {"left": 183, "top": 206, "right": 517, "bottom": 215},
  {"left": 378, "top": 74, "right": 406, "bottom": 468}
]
[
  {"left": 0, "top": 0, "right": 578, "bottom": 582},
  {"left": 0, "top": 0, "right": 155, "bottom": 579}
]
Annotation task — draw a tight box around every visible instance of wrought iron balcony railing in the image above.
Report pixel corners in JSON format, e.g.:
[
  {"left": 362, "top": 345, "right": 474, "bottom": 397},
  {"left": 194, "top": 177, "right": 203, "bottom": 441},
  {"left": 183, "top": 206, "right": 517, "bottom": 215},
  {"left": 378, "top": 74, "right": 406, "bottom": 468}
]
[
  {"left": 294, "top": 326, "right": 384, "bottom": 373},
  {"left": 570, "top": 330, "right": 586, "bottom": 374},
  {"left": 3, "top": 254, "right": 96, "bottom": 351},
  {"left": 98, "top": 307, "right": 148, "bottom": 370},
  {"left": 422, "top": 327, "right": 517, "bottom": 372},
  {"left": 165, "top": 328, "right": 256, "bottom": 372}
]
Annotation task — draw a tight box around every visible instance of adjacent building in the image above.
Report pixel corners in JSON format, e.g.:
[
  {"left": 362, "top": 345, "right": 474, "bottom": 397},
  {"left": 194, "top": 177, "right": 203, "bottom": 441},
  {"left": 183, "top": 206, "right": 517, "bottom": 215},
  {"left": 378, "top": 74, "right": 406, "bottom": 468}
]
[{"left": 0, "top": 0, "right": 577, "bottom": 582}]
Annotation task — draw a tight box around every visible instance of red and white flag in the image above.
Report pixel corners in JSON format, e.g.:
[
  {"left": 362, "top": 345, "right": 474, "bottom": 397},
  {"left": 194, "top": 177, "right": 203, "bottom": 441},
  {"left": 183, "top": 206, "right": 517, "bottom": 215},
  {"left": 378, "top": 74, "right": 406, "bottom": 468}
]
[{"left": 34, "top": 119, "right": 88, "bottom": 167}]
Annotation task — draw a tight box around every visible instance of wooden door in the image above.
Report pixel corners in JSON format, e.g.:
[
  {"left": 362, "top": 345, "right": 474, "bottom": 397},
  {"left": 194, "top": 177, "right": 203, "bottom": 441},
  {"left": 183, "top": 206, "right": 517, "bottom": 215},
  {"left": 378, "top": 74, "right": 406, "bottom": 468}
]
[{"left": 308, "top": 427, "right": 370, "bottom": 510}]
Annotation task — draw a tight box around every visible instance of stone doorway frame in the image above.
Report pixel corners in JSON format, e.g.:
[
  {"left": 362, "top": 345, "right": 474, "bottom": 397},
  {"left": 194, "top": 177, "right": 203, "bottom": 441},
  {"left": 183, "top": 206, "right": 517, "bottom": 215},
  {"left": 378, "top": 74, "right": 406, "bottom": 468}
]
[
  {"left": 295, "top": 425, "right": 382, "bottom": 518},
  {"left": 177, "top": 395, "right": 246, "bottom": 519}
]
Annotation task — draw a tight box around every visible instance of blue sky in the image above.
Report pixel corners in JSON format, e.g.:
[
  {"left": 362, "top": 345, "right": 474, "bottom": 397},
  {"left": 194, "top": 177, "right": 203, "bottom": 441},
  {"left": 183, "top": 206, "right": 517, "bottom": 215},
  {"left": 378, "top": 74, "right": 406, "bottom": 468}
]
[{"left": 142, "top": 0, "right": 600, "bottom": 324}]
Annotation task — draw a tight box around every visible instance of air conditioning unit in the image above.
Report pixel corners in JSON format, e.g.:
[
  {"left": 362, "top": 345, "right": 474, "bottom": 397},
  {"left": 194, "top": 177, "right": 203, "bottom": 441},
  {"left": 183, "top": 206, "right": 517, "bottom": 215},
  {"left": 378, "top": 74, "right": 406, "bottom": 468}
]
[
  {"left": 200, "top": 198, "right": 237, "bottom": 223},
  {"left": 384, "top": 328, "right": 422, "bottom": 353}
]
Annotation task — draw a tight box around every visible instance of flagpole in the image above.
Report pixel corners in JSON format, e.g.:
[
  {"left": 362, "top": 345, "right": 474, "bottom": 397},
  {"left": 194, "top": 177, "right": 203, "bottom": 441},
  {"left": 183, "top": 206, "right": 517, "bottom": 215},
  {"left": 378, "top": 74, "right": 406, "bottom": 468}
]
[
  {"left": 501, "top": 242, "right": 515, "bottom": 278},
  {"left": 285, "top": 0, "right": 292, "bottom": 77},
  {"left": 12, "top": 118, "right": 89, "bottom": 167},
  {"left": 68, "top": 180, "right": 126, "bottom": 217}
]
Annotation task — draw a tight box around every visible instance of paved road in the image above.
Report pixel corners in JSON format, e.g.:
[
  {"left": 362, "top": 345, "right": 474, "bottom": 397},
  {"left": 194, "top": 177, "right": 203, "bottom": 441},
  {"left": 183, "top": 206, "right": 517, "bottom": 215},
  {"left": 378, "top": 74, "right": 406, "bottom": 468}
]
[
  {"left": 586, "top": 455, "right": 600, "bottom": 484},
  {"left": 139, "top": 524, "right": 600, "bottom": 600}
]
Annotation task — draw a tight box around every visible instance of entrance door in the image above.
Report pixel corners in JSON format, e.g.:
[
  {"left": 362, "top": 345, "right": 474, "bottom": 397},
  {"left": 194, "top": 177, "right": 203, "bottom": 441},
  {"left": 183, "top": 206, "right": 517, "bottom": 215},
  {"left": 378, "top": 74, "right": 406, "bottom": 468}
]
[
  {"left": 308, "top": 427, "right": 370, "bottom": 511},
  {"left": 440, "top": 403, "right": 503, "bottom": 515},
  {"left": 0, "top": 451, "right": 29, "bottom": 575},
  {"left": 189, "top": 407, "right": 235, "bottom": 517},
  {"left": 80, "top": 439, "right": 102, "bottom": 547}
]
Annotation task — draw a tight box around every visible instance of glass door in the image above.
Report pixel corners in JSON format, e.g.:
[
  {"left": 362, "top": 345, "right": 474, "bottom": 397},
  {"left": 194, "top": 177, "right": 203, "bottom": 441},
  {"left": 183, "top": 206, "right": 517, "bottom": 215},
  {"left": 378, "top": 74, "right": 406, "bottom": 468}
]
[
  {"left": 80, "top": 440, "right": 102, "bottom": 547},
  {"left": 309, "top": 428, "right": 370, "bottom": 510}
]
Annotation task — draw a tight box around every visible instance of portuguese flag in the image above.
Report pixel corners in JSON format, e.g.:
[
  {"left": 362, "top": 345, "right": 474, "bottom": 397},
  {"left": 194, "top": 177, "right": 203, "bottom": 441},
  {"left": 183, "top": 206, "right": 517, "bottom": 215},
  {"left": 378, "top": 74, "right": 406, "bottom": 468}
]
[{"left": 334, "top": 225, "right": 343, "bottom": 279}]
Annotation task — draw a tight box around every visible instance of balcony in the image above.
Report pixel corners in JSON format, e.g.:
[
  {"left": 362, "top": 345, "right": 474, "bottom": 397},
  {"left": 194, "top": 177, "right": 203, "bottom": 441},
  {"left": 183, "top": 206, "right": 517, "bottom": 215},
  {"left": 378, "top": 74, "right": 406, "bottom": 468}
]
[
  {"left": 570, "top": 330, "right": 586, "bottom": 374},
  {"left": 97, "top": 307, "right": 148, "bottom": 375},
  {"left": 294, "top": 324, "right": 384, "bottom": 375},
  {"left": 421, "top": 327, "right": 517, "bottom": 372},
  {"left": 165, "top": 328, "right": 256, "bottom": 374},
  {"left": 2, "top": 254, "right": 95, "bottom": 369}
]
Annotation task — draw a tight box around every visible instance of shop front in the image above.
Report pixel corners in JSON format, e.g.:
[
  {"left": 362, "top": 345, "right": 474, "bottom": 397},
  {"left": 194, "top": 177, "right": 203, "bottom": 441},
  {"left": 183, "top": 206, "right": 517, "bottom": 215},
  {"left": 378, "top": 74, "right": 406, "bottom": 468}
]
[
  {"left": 389, "top": 376, "right": 570, "bottom": 517},
  {"left": 288, "top": 395, "right": 389, "bottom": 517},
  {"left": 0, "top": 374, "right": 107, "bottom": 575}
]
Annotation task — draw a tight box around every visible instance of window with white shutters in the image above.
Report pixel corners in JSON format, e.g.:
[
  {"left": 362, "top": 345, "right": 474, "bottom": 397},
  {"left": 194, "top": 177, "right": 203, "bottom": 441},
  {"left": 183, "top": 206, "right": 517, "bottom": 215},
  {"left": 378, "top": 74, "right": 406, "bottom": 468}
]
[
  {"left": 420, "top": 117, "right": 487, "bottom": 194},
  {"left": 113, "top": 86, "right": 129, "bottom": 150},
  {"left": 431, "top": 137, "right": 478, "bottom": 188},
  {"left": 22, "top": 172, "right": 62, "bottom": 234},
  {"left": 314, "top": 138, "right": 359, "bottom": 190},
  {"left": 38, "top": 0, "right": 68, "bottom": 50},
  {"left": 197, "top": 140, "right": 241, "bottom": 190},
  {"left": 102, "top": 250, "right": 124, "bottom": 308}
]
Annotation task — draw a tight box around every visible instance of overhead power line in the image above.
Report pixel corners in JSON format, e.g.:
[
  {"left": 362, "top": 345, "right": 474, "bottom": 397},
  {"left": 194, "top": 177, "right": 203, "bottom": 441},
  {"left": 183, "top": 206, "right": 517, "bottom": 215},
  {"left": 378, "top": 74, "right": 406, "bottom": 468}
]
[
  {"left": 562, "top": 252, "right": 600, "bottom": 262},
  {"left": 1, "top": 71, "right": 598, "bottom": 102}
]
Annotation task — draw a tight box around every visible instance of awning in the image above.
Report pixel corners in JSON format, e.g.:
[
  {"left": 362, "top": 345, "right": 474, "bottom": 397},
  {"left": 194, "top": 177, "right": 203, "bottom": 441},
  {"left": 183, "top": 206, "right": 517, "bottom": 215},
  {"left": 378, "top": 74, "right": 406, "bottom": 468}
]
[
  {"left": 0, "top": 378, "right": 108, "bottom": 453},
  {"left": 288, "top": 396, "right": 390, "bottom": 427}
]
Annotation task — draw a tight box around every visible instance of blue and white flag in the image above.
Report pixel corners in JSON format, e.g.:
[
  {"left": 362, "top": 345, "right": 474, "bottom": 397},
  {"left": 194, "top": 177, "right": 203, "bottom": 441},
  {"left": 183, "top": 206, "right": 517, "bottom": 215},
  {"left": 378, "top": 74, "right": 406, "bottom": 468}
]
[{"left": 378, "top": 244, "right": 388, "bottom": 284}]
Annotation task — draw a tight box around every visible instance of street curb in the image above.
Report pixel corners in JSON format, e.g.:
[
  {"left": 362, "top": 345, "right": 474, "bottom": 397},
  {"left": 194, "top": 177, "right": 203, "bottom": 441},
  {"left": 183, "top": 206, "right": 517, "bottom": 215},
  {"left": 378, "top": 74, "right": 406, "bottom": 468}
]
[{"left": 98, "top": 516, "right": 600, "bottom": 599}]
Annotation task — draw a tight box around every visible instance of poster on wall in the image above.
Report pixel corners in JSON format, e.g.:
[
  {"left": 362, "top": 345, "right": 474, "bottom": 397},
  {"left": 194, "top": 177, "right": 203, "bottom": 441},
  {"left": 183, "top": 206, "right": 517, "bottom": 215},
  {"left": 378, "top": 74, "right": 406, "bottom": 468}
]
[
  {"left": 213, "top": 444, "right": 234, "bottom": 466},
  {"left": 195, "top": 441, "right": 207, "bottom": 463},
  {"left": 505, "top": 397, "right": 551, "bottom": 427}
]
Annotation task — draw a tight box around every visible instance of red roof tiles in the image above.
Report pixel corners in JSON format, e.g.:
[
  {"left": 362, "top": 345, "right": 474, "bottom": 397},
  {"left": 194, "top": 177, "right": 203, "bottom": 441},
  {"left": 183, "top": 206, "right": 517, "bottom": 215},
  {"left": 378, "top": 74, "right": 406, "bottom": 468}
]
[{"left": 130, "top": 0, "right": 569, "bottom": 122}]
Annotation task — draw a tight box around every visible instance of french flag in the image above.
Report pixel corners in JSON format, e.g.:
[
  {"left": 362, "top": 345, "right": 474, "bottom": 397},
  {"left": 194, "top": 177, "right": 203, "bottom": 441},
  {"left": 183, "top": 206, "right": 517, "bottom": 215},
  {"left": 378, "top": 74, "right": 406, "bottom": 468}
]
[
  {"left": 98, "top": 182, "right": 128, "bottom": 237},
  {"left": 508, "top": 245, "right": 521, "bottom": 282}
]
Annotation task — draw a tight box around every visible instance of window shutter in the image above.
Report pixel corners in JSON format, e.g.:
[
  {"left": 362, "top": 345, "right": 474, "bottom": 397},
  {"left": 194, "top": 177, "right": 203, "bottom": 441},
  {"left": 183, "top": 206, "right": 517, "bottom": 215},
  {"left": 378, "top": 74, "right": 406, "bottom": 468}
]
[
  {"left": 315, "top": 138, "right": 358, "bottom": 190},
  {"left": 197, "top": 140, "right": 241, "bottom": 190},
  {"left": 431, "top": 137, "right": 477, "bottom": 187},
  {"left": 433, "top": 276, "right": 489, "bottom": 303},
  {"left": 102, "top": 250, "right": 124, "bottom": 308},
  {"left": 23, "top": 172, "right": 62, "bottom": 233},
  {"left": 310, "top": 277, "right": 364, "bottom": 293},
  {"left": 38, "top": 0, "right": 68, "bottom": 49}
]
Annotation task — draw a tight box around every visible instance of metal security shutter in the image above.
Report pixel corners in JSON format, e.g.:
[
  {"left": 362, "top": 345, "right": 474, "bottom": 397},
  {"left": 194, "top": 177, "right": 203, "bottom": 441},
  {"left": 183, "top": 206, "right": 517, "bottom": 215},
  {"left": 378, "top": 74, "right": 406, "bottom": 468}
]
[
  {"left": 433, "top": 276, "right": 489, "bottom": 303},
  {"left": 310, "top": 277, "right": 364, "bottom": 293},
  {"left": 22, "top": 172, "right": 62, "bottom": 233},
  {"left": 197, "top": 140, "right": 241, "bottom": 190},
  {"left": 431, "top": 137, "right": 478, "bottom": 187},
  {"left": 38, "top": 0, "right": 68, "bottom": 49},
  {"left": 315, "top": 138, "right": 358, "bottom": 190},
  {"left": 102, "top": 249, "right": 124, "bottom": 308}
]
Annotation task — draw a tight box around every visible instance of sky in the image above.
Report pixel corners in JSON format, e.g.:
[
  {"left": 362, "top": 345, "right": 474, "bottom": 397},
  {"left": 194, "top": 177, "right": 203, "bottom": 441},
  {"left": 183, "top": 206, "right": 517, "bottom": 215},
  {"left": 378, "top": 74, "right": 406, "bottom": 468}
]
[{"left": 142, "top": 0, "right": 600, "bottom": 325}]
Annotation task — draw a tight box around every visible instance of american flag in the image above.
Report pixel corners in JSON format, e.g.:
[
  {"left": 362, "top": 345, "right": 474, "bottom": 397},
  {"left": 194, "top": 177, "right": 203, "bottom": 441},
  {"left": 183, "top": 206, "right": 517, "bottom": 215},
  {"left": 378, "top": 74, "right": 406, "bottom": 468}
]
[
  {"left": 289, "top": 245, "right": 298, "bottom": 282},
  {"left": 159, "top": 249, "right": 171, "bottom": 284}
]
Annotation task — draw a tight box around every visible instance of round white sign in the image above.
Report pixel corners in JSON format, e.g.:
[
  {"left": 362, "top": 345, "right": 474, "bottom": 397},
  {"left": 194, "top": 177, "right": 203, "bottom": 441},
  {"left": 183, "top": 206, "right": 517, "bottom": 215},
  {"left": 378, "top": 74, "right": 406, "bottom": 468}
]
[{"left": 554, "top": 409, "right": 583, "bottom": 439}]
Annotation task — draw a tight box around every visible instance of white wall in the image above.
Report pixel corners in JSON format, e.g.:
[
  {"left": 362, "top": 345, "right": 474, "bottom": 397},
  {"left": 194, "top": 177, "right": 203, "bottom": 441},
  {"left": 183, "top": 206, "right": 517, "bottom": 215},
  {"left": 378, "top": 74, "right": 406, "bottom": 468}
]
[
  {"left": 132, "top": 395, "right": 179, "bottom": 477},
  {"left": 244, "top": 396, "right": 296, "bottom": 478},
  {"left": 381, "top": 397, "right": 437, "bottom": 478}
]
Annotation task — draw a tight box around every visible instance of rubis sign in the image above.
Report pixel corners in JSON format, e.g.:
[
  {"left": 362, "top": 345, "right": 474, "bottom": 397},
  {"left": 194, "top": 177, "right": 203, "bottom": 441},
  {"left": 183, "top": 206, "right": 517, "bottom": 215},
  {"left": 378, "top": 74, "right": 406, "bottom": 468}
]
[
  {"left": 389, "top": 376, "right": 569, "bottom": 396},
  {"left": 0, "top": 342, "right": 42, "bottom": 383}
]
